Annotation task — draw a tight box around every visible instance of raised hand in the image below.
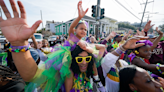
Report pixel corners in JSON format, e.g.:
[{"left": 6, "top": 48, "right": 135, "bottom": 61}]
[
  {"left": 105, "top": 31, "right": 116, "bottom": 41},
  {"left": 128, "top": 29, "right": 132, "bottom": 34},
  {"left": 136, "top": 30, "right": 145, "bottom": 36},
  {"left": 0, "top": 0, "right": 42, "bottom": 46},
  {"left": 122, "top": 36, "right": 148, "bottom": 50},
  {"left": 109, "top": 31, "right": 116, "bottom": 38},
  {"left": 77, "top": 41, "right": 87, "bottom": 50},
  {"left": 153, "top": 30, "right": 156, "bottom": 34},
  {"left": 78, "top": 0, "right": 88, "bottom": 18},
  {"left": 144, "top": 20, "right": 154, "bottom": 32},
  {"left": 156, "top": 27, "right": 163, "bottom": 36},
  {"left": 158, "top": 77, "right": 164, "bottom": 88}
]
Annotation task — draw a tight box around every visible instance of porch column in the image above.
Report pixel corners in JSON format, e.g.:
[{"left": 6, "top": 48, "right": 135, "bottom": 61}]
[
  {"left": 87, "top": 21, "right": 90, "bottom": 36},
  {"left": 94, "top": 25, "right": 95, "bottom": 35},
  {"left": 100, "top": 23, "right": 102, "bottom": 35}
]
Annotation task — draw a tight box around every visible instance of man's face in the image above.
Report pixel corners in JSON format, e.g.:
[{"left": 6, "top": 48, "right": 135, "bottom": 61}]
[{"left": 148, "top": 38, "right": 156, "bottom": 42}]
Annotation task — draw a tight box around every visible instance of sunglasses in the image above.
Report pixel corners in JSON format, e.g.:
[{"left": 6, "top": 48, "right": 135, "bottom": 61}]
[{"left": 75, "top": 56, "right": 92, "bottom": 64}]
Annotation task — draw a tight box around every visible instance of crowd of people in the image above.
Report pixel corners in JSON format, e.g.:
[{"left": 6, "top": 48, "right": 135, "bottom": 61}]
[{"left": 0, "top": 0, "right": 164, "bottom": 92}]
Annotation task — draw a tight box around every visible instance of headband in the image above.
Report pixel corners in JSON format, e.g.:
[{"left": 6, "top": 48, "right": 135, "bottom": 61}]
[
  {"left": 136, "top": 40, "right": 153, "bottom": 46},
  {"left": 78, "top": 20, "right": 88, "bottom": 29}
]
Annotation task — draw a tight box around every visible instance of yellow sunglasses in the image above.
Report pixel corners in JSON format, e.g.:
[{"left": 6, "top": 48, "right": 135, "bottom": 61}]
[{"left": 75, "top": 56, "right": 92, "bottom": 64}]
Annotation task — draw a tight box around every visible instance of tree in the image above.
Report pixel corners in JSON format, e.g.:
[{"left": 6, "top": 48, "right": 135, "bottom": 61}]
[
  {"left": 36, "top": 30, "right": 42, "bottom": 33},
  {"left": 159, "top": 24, "right": 164, "bottom": 32},
  {"left": 118, "top": 23, "right": 137, "bottom": 31}
]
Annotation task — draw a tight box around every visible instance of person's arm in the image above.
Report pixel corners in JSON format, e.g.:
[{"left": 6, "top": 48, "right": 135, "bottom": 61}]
[
  {"left": 0, "top": 0, "right": 42, "bottom": 81},
  {"left": 158, "top": 77, "right": 164, "bottom": 88},
  {"left": 31, "top": 35, "right": 38, "bottom": 49},
  {"left": 68, "top": 1, "right": 88, "bottom": 38},
  {"left": 95, "top": 44, "right": 105, "bottom": 59},
  {"left": 111, "top": 36, "right": 147, "bottom": 56},
  {"left": 122, "top": 30, "right": 132, "bottom": 40},
  {"left": 101, "top": 31, "right": 116, "bottom": 45},
  {"left": 132, "top": 58, "right": 164, "bottom": 77},
  {"left": 151, "top": 27, "right": 163, "bottom": 51},
  {"left": 136, "top": 30, "right": 145, "bottom": 36},
  {"left": 65, "top": 72, "right": 73, "bottom": 92},
  {"left": 77, "top": 41, "right": 94, "bottom": 53},
  {"left": 102, "top": 36, "right": 148, "bottom": 74},
  {"left": 105, "top": 31, "right": 116, "bottom": 41},
  {"left": 144, "top": 20, "right": 155, "bottom": 34},
  {"left": 12, "top": 50, "right": 38, "bottom": 81},
  {"left": 85, "top": 46, "right": 94, "bottom": 53}
]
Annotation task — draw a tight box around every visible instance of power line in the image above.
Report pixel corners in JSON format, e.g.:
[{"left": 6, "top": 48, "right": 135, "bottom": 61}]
[
  {"left": 137, "top": 0, "right": 143, "bottom": 11},
  {"left": 123, "top": 0, "right": 139, "bottom": 14},
  {"left": 85, "top": 0, "right": 92, "bottom": 8},
  {"left": 152, "top": 0, "right": 154, "bottom": 13},
  {"left": 142, "top": 0, "right": 145, "bottom": 3},
  {"left": 140, "top": 0, "right": 148, "bottom": 28},
  {"left": 115, "top": 0, "right": 141, "bottom": 20},
  {"left": 73, "top": 0, "right": 81, "bottom": 19},
  {"left": 111, "top": 0, "right": 131, "bottom": 16},
  {"left": 73, "top": 9, "right": 77, "bottom": 19},
  {"left": 73, "top": 0, "right": 92, "bottom": 19}
]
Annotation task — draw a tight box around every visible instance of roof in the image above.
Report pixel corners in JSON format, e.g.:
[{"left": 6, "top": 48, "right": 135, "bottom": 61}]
[
  {"left": 103, "top": 16, "right": 117, "bottom": 22},
  {"left": 54, "top": 15, "right": 117, "bottom": 26},
  {"left": 82, "top": 15, "right": 96, "bottom": 21},
  {"left": 64, "top": 15, "right": 96, "bottom": 24}
]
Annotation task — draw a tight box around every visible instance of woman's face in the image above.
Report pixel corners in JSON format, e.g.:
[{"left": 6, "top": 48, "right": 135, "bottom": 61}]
[
  {"left": 138, "top": 45, "right": 152, "bottom": 59},
  {"left": 30, "top": 42, "right": 34, "bottom": 48},
  {"left": 37, "top": 41, "right": 42, "bottom": 49},
  {"left": 131, "top": 67, "right": 162, "bottom": 92},
  {"left": 77, "top": 51, "right": 89, "bottom": 73},
  {"left": 76, "top": 23, "right": 87, "bottom": 39},
  {"left": 115, "top": 37, "right": 122, "bottom": 43},
  {"left": 90, "top": 37, "right": 95, "bottom": 43},
  {"left": 42, "top": 40, "right": 48, "bottom": 47}
]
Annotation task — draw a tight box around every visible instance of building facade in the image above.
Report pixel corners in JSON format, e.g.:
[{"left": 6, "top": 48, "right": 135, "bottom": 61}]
[
  {"left": 45, "top": 15, "right": 118, "bottom": 36},
  {"left": 45, "top": 21, "right": 62, "bottom": 33},
  {"left": 100, "top": 17, "right": 118, "bottom": 34}
]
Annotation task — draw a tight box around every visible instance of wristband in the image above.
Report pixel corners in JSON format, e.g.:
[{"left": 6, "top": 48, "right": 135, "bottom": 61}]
[
  {"left": 9, "top": 44, "right": 30, "bottom": 53},
  {"left": 119, "top": 45, "right": 126, "bottom": 51},
  {"left": 156, "top": 63, "right": 164, "bottom": 75},
  {"left": 115, "top": 48, "right": 123, "bottom": 55}
]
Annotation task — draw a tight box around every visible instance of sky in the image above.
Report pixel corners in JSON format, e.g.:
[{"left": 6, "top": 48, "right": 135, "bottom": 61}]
[{"left": 2, "top": 0, "right": 164, "bottom": 30}]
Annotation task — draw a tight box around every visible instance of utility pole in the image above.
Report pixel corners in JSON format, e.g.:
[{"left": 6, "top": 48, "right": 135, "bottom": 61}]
[
  {"left": 0, "top": 7, "right": 2, "bottom": 17},
  {"left": 95, "top": 0, "right": 100, "bottom": 40},
  {"left": 140, "top": 0, "right": 154, "bottom": 30},
  {"left": 145, "top": 15, "right": 152, "bottom": 22},
  {"left": 40, "top": 10, "right": 44, "bottom": 31}
]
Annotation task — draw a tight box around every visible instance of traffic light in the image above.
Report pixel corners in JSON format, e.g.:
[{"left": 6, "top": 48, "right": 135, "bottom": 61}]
[
  {"left": 92, "top": 5, "right": 97, "bottom": 17},
  {"left": 100, "top": 8, "right": 105, "bottom": 19}
]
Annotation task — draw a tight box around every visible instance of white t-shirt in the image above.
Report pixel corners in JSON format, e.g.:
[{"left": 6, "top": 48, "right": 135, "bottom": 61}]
[
  {"left": 101, "top": 53, "right": 128, "bottom": 92},
  {"left": 36, "top": 49, "right": 47, "bottom": 62}
]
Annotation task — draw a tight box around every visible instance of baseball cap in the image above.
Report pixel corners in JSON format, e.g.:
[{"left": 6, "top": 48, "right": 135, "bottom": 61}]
[
  {"left": 114, "top": 34, "right": 122, "bottom": 40},
  {"left": 148, "top": 34, "right": 157, "bottom": 39}
]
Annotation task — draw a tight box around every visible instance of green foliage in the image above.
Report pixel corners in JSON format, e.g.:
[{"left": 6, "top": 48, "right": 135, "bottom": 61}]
[
  {"left": 118, "top": 23, "right": 137, "bottom": 31},
  {"left": 37, "top": 30, "right": 42, "bottom": 33},
  {"left": 36, "top": 28, "right": 45, "bottom": 33}
]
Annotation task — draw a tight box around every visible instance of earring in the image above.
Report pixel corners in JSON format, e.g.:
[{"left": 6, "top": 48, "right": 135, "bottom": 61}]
[
  {"left": 135, "top": 50, "right": 139, "bottom": 54},
  {"left": 134, "top": 90, "right": 137, "bottom": 92}
]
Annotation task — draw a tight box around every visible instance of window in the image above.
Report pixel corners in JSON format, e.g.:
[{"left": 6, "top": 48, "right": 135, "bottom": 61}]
[
  {"left": 47, "top": 24, "right": 50, "bottom": 28},
  {"left": 63, "top": 26, "right": 65, "bottom": 33},
  {"left": 34, "top": 35, "right": 42, "bottom": 39},
  {"left": 51, "top": 37, "right": 56, "bottom": 39}
]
